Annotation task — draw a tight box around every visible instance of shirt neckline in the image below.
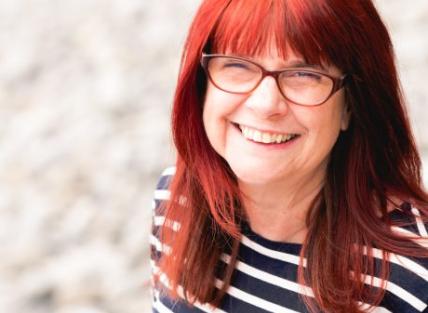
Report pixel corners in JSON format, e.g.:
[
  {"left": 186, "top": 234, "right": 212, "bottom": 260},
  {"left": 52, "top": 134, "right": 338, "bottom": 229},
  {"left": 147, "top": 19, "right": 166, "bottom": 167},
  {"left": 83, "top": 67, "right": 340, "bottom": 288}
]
[
  {"left": 240, "top": 205, "right": 406, "bottom": 253},
  {"left": 241, "top": 220, "right": 304, "bottom": 253}
]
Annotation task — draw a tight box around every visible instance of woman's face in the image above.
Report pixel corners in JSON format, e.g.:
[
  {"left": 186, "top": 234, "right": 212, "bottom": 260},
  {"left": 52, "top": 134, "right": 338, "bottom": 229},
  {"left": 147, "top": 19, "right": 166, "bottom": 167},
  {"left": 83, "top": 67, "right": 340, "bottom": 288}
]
[{"left": 202, "top": 47, "right": 350, "bottom": 185}]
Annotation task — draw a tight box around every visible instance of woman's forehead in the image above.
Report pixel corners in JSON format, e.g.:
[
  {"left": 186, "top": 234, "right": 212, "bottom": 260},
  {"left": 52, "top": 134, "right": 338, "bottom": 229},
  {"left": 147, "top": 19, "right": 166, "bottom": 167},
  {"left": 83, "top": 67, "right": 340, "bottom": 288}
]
[
  {"left": 213, "top": 42, "right": 335, "bottom": 71},
  {"left": 212, "top": 34, "right": 289, "bottom": 59},
  {"left": 210, "top": 25, "right": 333, "bottom": 68}
]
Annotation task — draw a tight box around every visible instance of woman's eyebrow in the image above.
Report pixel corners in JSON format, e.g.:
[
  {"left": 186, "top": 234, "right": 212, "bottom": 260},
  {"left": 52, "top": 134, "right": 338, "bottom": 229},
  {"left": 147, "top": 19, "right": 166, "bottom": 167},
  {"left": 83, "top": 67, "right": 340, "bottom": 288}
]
[
  {"left": 227, "top": 53, "right": 327, "bottom": 71},
  {"left": 283, "top": 60, "right": 324, "bottom": 70}
]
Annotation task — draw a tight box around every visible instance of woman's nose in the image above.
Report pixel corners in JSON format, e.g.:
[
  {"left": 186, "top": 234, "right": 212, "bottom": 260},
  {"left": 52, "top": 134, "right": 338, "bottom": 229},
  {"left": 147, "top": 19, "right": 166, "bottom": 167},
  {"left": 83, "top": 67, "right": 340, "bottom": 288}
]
[{"left": 244, "top": 76, "right": 289, "bottom": 118}]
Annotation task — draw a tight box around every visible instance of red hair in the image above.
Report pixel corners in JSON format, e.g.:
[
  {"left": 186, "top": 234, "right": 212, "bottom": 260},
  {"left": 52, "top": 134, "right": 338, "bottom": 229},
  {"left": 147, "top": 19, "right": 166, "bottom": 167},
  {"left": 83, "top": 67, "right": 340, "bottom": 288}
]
[{"left": 157, "top": 0, "right": 428, "bottom": 312}]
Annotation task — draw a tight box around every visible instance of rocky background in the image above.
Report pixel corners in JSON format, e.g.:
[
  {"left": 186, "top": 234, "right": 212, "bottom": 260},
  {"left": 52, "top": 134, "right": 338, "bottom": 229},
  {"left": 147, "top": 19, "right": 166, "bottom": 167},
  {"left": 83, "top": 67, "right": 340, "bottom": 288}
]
[{"left": 0, "top": 1, "right": 427, "bottom": 312}]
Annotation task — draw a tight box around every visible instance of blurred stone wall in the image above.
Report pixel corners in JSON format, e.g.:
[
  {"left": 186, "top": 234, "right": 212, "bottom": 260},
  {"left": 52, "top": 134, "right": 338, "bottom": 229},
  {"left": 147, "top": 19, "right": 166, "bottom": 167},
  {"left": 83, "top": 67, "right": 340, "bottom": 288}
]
[{"left": 0, "top": 1, "right": 426, "bottom": 313}]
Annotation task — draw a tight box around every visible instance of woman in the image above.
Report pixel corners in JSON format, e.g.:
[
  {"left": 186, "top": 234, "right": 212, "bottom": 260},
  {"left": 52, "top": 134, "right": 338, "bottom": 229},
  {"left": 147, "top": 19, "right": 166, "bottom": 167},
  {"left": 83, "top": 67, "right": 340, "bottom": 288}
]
[{"left": 151, "top": 0, "right": 428, "bottom": 312}]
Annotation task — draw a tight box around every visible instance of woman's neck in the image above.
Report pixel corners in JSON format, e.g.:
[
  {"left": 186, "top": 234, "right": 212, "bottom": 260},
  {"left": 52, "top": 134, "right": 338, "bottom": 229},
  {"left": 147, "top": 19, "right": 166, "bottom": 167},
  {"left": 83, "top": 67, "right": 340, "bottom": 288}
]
[{"left": 239, "top": 169, "right": 325, "bottom": 243}]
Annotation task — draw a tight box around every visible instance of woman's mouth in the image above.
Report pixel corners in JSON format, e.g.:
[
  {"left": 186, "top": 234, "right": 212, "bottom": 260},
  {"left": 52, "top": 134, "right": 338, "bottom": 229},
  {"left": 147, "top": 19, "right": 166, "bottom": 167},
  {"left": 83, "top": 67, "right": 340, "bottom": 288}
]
[{"left": 235, "top": 124, "right": 300, "bottom": 144}]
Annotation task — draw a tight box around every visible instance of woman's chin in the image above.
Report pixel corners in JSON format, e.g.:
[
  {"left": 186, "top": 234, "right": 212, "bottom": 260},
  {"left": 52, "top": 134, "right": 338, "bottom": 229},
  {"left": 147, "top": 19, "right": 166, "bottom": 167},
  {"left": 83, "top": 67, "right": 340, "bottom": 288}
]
[{"left": 230, "top": 164, "right": 288, "bottom": 186}]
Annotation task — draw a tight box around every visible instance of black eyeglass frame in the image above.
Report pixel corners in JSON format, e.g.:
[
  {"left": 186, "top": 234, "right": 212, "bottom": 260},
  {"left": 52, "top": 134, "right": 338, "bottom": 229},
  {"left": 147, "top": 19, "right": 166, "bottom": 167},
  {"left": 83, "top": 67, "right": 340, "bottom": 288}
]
[{"left": 200, "top": 53, "right": 347, "bottom": 106}]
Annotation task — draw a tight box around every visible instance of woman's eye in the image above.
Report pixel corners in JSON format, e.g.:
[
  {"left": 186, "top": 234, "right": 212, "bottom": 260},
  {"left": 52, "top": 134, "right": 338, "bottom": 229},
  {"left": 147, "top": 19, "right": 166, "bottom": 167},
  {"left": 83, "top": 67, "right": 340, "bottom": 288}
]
[
  {"left": 293, "top": 71, "right": 322, "bottom": 80},
  {"left": 222, "top": 61, "right": 250, "bottom": 69}
]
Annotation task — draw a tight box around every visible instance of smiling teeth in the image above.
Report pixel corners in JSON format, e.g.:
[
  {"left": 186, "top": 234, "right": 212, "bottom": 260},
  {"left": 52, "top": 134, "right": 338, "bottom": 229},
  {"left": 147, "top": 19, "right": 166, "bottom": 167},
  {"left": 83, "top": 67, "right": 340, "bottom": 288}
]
[{"left": 240, "top": 125, "right": 296, "bottom": 144}]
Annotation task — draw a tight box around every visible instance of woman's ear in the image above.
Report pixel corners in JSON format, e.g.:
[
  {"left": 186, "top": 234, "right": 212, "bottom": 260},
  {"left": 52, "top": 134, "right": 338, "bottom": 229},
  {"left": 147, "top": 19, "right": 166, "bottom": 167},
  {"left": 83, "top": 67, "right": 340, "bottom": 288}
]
[{"left": 340, "top": 104, "right": 351, "bottom": 131}]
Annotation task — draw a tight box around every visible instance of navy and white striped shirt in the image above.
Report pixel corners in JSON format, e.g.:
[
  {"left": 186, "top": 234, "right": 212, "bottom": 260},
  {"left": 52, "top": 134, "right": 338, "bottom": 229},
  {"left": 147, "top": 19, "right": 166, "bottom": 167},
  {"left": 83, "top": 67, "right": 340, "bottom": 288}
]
[{"left": 151, "top": 167, "right": 428, "bottom": 313}]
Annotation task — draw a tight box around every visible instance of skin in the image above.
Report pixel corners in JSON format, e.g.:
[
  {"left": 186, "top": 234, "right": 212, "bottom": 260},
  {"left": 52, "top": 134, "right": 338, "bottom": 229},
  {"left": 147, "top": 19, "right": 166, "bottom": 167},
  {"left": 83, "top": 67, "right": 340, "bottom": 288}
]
[{"left": 202, "top": 47, "right": 351, "bottom": 243}]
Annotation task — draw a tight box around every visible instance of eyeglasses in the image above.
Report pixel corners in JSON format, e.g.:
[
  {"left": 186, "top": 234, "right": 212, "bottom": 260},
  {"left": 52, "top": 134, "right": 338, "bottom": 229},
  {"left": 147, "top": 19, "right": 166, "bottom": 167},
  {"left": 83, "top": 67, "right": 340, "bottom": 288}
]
[{"left": 200, "top": 53, "right": 347, "bottom": 106}]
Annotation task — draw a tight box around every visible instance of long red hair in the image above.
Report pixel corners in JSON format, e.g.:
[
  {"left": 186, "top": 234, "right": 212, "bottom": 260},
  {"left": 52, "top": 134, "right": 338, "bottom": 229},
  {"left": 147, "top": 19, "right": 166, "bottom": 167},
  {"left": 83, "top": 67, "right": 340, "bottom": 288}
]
[{"left": 157, "top": 0, "right": 428, "bottom": 312}]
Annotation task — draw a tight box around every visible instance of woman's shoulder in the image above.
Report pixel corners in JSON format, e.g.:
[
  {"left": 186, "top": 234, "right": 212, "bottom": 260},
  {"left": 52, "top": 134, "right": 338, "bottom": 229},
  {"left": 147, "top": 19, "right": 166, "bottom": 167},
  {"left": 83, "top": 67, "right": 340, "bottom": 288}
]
[
  {"left": 388, "top": 201, "right": 428, "bottom": 238},
  {"left": 151, "top": 166, "right": 177, "bottom": 263},
  {"left": 153, "top": 166, "right": 176, "bottom": 214},
  {"left": 155, "top": 166, "right": 176, "bottom": 192},
  {"left": 380, "top": 202, "right": 428, "bottom": 312}
]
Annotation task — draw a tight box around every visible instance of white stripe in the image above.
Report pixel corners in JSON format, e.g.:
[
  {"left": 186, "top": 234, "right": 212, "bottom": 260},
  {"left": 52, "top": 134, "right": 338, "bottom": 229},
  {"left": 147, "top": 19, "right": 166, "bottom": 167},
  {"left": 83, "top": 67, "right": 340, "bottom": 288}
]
[
  {"left": 154, "top": 216, "right": 181, "bottom": 231},
  {"left": 153, "top": 191, "right": 187, "bottom": 206},
  {"left": 391, "top": 226, "right": 418, "bottom": 237},
  {"left": 150, "top": 259, "right": 158, "bottom": 273},
  {"left": 154, "top": 189, "right": 171, "bottom": 200},
  {"left": 365, "top": 247, "right": 428, "bottom": 282},
  {"left": 189, "top": 296, "right": 228, "bottom": 313},
  {"left": 177, "top": 284, "right": 228, "bottom": 312},
  {"left": 155, "top": 254, "right": 300, "bottom": 312},
  {"left": 221, "top": 253, "right": 313, "bottom": 297},
  {"left": 241, "top": 235, "right": 306, "bottom": 266},
  {"left": 391, "top": 226, "right": 428, "bottom": 248},
  {"left": 357, "top": 301, "right": 392, "bottom": 313},
  {"left": 154, "top": 266, "right": 227, "bottom": 313},
  {"left": 162, "top": 166, "right": 176, "bottom": 176},
  {"left": 154, "top": 216, "right": 166, "bottom": 226},
  {"left": 214, "top": 279, "right": 302, "bottom": 313},
  {"left": 358, "top": 273, "right": 427, "bottom": 311},
  {"left": 150, "top": 234, "right": 172, "bottom": 254},
  {"left": 154, "top": 257, "right": 301, "bottom": 312},
  {"left": 411, "top": 206, "right": 428, "bottom": 237},
  {"left": 153, "top": 298, "right": 174, "bottom": 313}
]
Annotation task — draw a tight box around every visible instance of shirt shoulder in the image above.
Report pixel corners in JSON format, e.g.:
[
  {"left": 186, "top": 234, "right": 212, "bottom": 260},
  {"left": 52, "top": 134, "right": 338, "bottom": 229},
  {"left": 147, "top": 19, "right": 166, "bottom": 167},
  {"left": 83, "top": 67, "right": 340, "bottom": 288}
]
[
  {"left": 380, "top": 204, "right": 428, "bottom": 312},
  {"left": 152, "top": 166, "right": 176, "bottom": 215},
  {"left": 151, "top": 165, "right": 176, "bottom": 254},
  {"left": 388, "top": 203, "right": 428, "bottom": 238}
]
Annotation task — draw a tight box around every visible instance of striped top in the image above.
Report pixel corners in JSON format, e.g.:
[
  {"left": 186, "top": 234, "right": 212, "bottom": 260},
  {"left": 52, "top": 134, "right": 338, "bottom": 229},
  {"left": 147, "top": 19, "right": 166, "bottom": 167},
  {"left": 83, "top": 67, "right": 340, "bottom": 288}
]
[{"left": 151, "top": 167, "right": 428, "bottom": 313}]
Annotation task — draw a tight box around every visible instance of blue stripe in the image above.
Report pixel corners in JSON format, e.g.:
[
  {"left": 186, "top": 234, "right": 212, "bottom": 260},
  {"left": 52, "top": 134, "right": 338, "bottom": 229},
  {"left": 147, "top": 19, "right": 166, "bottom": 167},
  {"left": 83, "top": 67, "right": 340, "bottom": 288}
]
[
  {"left": 157, "top": 174, "right": 173, "bottom": 190},
  {"left": 158, "top": 294, "right": 208, "bottom": 313},
  {"left": 225, "top": 265, "right": 310, "bottom": 312},
  {"left": 238, "top": 243, "right": 300, "bottom": 281},
  {"left": 379, "top": 288, "right": 424, "bottom": 313},
  {"left": 220, "top": 293, "right": 274, "bottom": 313}
]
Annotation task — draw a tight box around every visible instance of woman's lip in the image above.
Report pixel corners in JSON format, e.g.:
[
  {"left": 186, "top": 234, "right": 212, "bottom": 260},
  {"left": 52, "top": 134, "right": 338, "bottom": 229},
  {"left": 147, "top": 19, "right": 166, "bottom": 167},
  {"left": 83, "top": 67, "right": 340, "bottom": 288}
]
[
  {"left": 232, "top": 122, "right": 300, "bottom": 136},
  {"left": 231, "top": 122, "right": 301, "bottom": 145}
]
